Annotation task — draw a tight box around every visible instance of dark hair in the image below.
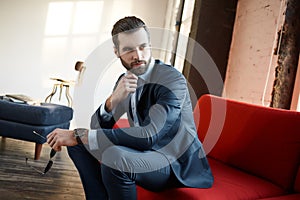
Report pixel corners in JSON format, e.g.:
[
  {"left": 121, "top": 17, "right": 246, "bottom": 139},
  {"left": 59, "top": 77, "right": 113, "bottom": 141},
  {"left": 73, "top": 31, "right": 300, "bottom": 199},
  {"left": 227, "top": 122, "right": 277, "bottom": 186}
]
[{"left": 111, "top": 16, "right": 150, "bottom": 49}]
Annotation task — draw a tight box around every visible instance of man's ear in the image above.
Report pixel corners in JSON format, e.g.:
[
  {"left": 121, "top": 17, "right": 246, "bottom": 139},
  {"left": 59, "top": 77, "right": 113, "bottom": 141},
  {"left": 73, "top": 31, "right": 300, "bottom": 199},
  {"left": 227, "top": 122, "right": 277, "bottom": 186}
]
[{"left": 114, "top": 47, "right": 120, "bottom": 58}]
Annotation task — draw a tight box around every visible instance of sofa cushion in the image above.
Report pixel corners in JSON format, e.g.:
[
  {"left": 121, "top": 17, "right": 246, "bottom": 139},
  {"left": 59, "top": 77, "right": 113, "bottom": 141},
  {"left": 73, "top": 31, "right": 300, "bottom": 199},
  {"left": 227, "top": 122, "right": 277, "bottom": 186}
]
[
  {"left": 0, "top": 100, "right": 73, "bottom": 126},
  {"left": 194, "top": 95, "right": 300, "bottom": 191},
  {"left": 0, "top": 119, "right": 70, "bottom": 143},
  {"left": 258, "top": 194, "right": 300, "bottom": 200},
  {"left": 113, "top": 118, "right": 130, "bottom": 129},
  {"left": 137, "top": 158, "right": 285, "bottom": 200}
]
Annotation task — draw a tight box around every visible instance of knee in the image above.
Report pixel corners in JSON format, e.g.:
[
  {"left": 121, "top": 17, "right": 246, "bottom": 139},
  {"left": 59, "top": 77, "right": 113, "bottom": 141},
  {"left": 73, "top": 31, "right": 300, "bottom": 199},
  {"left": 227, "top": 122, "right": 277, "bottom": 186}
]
[
  {"left": 101, "top": 163, "right": 133, "bottom": 187},
  {"left": 67, "top": 145, "right": 89, "bottom": 164},
  {"left": 67, "top": 144, "right": 87, "bottom": 161},
  {"left": 101, "top": 146, "right": 132, "bottom": 173}
]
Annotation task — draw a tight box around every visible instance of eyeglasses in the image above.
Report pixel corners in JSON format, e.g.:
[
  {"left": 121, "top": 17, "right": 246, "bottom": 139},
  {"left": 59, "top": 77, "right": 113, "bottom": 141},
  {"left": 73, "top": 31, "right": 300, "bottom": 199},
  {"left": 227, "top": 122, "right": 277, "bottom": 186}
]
[{"left": 25, "top": 131, "right": 57, "bottom": 175}]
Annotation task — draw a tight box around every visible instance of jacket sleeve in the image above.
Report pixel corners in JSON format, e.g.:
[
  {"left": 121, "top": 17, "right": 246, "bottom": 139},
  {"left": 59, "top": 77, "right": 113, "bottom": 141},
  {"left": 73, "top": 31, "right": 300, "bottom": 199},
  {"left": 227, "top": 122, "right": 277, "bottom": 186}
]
[
  {"left": 93, "top": 69, "right": 192, "bottom": 151},
  {"left": 90, "top": 73, "right": 126, "bottom": 129}
]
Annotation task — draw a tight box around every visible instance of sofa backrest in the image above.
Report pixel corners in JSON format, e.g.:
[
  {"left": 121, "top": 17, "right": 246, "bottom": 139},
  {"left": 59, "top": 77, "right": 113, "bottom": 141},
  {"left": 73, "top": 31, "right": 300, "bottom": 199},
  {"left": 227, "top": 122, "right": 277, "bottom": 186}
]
[{"left": 194, "top": 94, "right": 300, "bottom": 191}]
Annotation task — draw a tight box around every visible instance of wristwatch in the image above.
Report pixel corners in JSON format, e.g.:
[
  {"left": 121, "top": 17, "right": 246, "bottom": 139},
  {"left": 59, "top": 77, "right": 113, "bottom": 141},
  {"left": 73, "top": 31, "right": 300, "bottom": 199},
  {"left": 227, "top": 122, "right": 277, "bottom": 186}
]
[{"left": 74, "top": 128, "right": 87, "bottom": 145}]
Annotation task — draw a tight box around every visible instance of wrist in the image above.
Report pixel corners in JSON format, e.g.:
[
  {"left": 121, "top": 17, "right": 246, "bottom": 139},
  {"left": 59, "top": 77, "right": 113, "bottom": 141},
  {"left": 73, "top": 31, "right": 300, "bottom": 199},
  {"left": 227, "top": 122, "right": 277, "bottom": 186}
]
[
  {"left": 105, "top": 95, "right": 113, "bottom": 112},
  {"left": 74, "top": 128, "right": 88, "bottom": 145}
]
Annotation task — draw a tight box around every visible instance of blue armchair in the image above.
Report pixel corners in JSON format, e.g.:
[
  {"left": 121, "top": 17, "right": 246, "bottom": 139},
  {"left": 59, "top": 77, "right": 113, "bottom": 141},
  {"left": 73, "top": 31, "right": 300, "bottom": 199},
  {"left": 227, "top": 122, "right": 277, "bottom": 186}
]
[{"left": 0, "top": 99, "right": 73, "bottom": 159}]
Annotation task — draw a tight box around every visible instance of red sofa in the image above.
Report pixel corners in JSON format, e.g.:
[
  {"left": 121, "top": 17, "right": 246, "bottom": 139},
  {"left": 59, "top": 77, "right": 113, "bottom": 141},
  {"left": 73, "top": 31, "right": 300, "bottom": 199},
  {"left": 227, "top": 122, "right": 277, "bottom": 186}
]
[{"left": 115, "top": 94, "right": 300, "bottom": 199}]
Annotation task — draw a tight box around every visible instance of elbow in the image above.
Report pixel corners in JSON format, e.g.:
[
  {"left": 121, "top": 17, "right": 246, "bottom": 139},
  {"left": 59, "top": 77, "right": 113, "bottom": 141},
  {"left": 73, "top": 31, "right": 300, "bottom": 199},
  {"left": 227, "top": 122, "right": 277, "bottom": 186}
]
[{"left": 136, "top": 137, "right": 155, "bottom": 150}]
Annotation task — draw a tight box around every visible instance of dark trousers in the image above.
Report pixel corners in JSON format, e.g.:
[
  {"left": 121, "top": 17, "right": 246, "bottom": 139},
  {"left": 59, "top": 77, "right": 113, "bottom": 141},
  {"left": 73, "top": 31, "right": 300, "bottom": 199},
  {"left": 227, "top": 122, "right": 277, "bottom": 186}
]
[{"left": 67, "top": 144, "right": 180, "bottom": 200}]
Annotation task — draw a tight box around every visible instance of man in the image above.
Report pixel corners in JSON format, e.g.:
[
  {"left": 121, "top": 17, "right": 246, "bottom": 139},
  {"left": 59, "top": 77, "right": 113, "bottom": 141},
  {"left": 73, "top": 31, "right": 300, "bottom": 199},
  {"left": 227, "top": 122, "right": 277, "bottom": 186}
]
[{"left": 47, "top": 16, "right": 213, "bottom": 200}]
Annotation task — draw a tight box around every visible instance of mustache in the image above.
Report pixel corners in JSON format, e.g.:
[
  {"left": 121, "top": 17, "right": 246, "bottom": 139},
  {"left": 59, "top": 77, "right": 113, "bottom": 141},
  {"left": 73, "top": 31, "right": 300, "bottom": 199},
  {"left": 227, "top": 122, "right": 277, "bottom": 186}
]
[{"left": 131, "top": 60, "right": 146, "bottom": 66}]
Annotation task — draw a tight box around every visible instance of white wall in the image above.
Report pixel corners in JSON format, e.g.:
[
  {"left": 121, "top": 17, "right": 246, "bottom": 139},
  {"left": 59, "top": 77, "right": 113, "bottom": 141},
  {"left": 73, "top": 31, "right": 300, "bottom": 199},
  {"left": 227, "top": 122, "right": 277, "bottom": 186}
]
[{"left": 0, "top": 0, "right": 169, "bottom": 104}]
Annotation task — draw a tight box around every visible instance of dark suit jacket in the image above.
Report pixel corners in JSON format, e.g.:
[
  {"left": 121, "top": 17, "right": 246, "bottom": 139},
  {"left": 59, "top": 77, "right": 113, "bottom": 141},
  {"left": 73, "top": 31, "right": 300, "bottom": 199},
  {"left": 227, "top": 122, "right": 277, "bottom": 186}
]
[{"left": 90, "top": 60, "right": 213, "bottom": 188}]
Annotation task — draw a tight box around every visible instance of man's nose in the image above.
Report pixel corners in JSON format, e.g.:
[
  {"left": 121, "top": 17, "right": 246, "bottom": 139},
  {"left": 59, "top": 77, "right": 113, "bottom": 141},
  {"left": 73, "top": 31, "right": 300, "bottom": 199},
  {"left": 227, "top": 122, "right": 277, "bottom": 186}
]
[{"left": 132, "top": 47, "right": 143, "bottom": 60}]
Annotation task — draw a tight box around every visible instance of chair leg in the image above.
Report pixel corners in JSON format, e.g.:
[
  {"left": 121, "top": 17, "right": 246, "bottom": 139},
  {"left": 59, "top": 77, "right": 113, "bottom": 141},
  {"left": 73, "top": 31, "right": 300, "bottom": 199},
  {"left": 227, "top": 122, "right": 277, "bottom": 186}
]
[{"left": 34, "top": 143, "right": 43, "bottom": 160}]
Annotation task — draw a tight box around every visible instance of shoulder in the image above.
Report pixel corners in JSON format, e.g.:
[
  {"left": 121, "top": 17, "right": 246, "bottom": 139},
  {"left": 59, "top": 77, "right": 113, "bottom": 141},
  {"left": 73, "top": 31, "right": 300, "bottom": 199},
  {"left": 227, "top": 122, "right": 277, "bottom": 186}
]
[
  {"left": 153, "top": 60, "right": 181, "bottom": 74},
  {"left": 151, "top": 60, "right": 186, "bottom": 84}
]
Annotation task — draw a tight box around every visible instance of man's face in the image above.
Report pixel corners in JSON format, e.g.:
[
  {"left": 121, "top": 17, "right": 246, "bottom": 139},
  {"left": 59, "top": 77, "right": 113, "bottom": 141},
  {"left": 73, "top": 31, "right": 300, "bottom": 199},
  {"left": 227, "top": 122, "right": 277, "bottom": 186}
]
[{"left": 115, "top": 28, "right": 152, "bottom": 76}]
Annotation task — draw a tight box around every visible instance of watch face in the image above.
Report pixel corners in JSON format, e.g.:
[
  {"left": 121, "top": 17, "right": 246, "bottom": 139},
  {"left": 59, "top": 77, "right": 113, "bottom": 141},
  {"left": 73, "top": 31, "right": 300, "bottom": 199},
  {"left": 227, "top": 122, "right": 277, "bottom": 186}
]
[{"left": 75, "top": 128, "right": 86, "bottom": 137}]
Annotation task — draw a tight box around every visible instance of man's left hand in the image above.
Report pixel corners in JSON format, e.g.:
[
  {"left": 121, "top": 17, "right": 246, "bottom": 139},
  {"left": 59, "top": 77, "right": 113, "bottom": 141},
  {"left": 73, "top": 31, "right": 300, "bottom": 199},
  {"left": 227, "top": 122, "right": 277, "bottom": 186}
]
[{"left": 47, "top": 128, "right": 77, "bottom": 151}]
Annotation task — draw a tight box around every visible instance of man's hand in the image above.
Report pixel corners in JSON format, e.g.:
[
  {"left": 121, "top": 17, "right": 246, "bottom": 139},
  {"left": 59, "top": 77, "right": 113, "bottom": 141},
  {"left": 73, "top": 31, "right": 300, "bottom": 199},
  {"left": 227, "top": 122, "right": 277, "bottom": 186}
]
[
  {"left": 105, "top": 72, "right": 138, "bottom": 112},
  {"left": 47, "top": 128, "right": 77, "bottom": 151}
]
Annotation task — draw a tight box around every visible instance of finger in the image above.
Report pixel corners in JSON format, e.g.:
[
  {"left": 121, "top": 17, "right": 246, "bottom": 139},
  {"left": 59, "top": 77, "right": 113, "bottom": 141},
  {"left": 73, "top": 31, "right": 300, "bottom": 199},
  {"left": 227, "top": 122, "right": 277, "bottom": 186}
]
[
  {"left": 125, "top": 72, "right": 138, "bottom": 80},
  {"left": 47, "top": 129, "right": 58, "bottom": 143},
  {"left": 46, "top": 131, "right": 53, "bottom": 139},
  {"left": 124, "top": 79, "right": 138, "bottom": 88},
  {"left": 127, "top": 78, "right": 138, "bottom": 84},
  {"left": 47, "top": 128, "right": 60, "bottom": 139},
  {"left": 48, "top": 136, "right": 56, "bottom": 148},
  {"left": 47, "top": 133, "right": 54, "bottom": 144},
  {"left": 120, "top": 75, "right": 137, "bottom": 86},
  {"left": 125, "top": 84, "right": 137, "bottom": 93},
  {"left": 51, "top": 137, "right": 61, "bottom": 151},
  {"left": 52, "top": 142, "right": 60, "bottom": 151},
  {"left": 125, "top": 81, "right": 137, "bottom": 88}
]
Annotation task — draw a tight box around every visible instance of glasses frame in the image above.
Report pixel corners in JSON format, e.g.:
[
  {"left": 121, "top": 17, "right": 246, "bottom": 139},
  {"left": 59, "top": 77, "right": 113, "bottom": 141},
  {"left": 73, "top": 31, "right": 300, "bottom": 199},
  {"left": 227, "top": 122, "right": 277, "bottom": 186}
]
[{"left": 25, "top": 131, "right": 57, "bottom": 175}]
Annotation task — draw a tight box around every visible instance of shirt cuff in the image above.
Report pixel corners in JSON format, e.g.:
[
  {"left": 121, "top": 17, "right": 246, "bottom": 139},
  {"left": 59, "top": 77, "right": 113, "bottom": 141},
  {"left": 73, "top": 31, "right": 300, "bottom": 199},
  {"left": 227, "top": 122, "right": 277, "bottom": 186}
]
[
  {"left": 100, "top": 103, "right": 113, "bottom": 121},
  {"left": 88, "top": 130, "right": 99, "bottom": 150}
]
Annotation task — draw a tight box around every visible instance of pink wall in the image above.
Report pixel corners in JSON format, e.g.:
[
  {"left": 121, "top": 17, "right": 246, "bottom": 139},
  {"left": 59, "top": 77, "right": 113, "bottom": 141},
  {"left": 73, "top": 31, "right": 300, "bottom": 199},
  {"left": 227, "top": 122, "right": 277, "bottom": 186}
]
[
  {"left": 291, "top": 55, "right": 300, "bottom": 111},
  {"left": 223, "top": 0, "right": 286, "bottom": 106}
]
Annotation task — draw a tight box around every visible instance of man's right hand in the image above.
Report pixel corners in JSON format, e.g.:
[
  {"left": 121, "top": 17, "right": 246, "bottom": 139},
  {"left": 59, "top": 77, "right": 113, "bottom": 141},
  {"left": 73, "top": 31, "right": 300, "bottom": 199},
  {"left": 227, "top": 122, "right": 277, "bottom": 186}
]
[{"left": 105, "top": 72, "right": 138, "bottom": 112}]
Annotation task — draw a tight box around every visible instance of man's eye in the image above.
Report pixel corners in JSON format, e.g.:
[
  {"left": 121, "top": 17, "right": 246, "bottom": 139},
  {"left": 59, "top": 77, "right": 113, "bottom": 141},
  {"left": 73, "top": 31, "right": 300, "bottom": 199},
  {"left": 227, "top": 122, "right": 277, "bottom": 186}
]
[
  {"left": 123, "top": 48, "right": 133, "bottom": 52},
  {"left": 140, "top": 44, "right": 150, "bottom": 50}
]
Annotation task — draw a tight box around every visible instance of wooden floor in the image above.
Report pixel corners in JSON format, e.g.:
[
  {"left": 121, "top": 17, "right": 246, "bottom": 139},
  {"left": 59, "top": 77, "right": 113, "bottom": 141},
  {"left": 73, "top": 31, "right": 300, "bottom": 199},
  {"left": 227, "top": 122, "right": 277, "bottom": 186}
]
[{"left": 0, "top": 137, "right": 85, "bottom": 200}]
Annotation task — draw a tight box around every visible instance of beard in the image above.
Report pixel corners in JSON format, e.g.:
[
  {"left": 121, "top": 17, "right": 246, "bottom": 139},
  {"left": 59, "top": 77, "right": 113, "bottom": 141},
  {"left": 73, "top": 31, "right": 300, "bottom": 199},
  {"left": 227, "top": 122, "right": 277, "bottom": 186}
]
[{"left": 120, "top": 57, "right": 151, "bottom": 76}]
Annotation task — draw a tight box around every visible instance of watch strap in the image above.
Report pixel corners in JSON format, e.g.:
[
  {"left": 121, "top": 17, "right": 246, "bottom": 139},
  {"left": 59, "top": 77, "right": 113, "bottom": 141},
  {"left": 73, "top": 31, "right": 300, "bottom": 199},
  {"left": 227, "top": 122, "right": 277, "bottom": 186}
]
[
  {"left": 74, "top": 128, "right": 85, "bottom": 145},
  {"left": 76, "top": 134, "right": 83, "bottom": 145}
]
